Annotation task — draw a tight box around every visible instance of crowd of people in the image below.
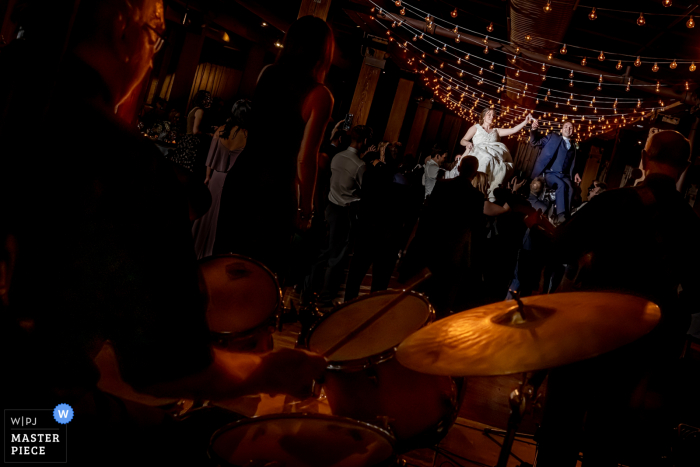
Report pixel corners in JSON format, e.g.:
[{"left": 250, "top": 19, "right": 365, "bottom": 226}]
[{"left": 1, "top": 1, "right": 698, "bottom": 466}]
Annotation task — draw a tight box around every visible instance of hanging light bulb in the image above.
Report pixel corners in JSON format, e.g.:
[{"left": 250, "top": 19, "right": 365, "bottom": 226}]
[
  {"left": 440, "top": 62, "right": 444, "bottom": 68},
  {"left": 544, "top": 1, "right": 552, "bottom": 13},
  {"left": 479, "top": 68, "right": 483, "bottom": 75},
  {"left": 515, "top": 70, "right": 520, "bottom": 77},
  {"left": 542, "top": 63, "right": 546, "bottom": 71},
  {"left": 542, "top": 74, "right": 547, "bottom": 81},
  {"left": 425, "top": 14, "right": 431, "bottom": 22},
  {"left": 569, "top": 70, "right": 574, "bottom": 78},
  {"left": 599, "top": 74, "right": 603, "bottom": 83},
  {"left": 652, "top": 62, "right": 659, "bottom": 72},
  {"left": 547, "top": 89, "right": 551, "bottom": 95},
  {"left": 616, "top": 60, "right": 623, "bottom": 70},
  {"left": 421, "top": 52, "right": 426, "bottom": 58},
  {"left": 688, "top": 16, "right": 695, "bottom": 28},
  {"left": 457, "top": 58, "right": 461, "bottom": 64},
  {"left": 412, "top": 35, "right": 417, "bottom": 41},
  {"left": 419, "top": 33, "right": 424, "bottom": 40},
  {"left": 392, "top": 21, "right": 397, "bottom": 28},
  {"left": 451, "top": 8, "right": 458, "bottom": 18},
  {"left": 487, "top": 22, "right": 494, "bottom": 32},
  {"left": 502, "top": 76, "right": 506, "bottom": 83},
  {"left": 400, "top": 7, "right": 406, "bottom": 15},
  {"left": 626, "top": 78, "right": 631, "bottom": 91},
  {"left": 453, "top": 26, "right": 458, "bottom": 33},
  {"left": 434, "top": 47, "right": 439, "bottom": 53},
  {"left": 637, "top": 13, "right": 645, "bottom": 26},
  {"left": 691, "top": 62, "right": 697, "bottom": 71},
  {"left": 686, "top": 81, "right": 690, "bottom": 90},
  {"left": 569, "top": 80, "right": 574, "bottom": 87},
  {"left": 490, "top": 62, "right": 495, "bottom": 70},
  {"left": 465, "top": 54, "right": 470, "bottom": 60},
  {"left": 598, "top": 51, "right": 605, "bottom": 61},
  {"left": 442, "top": 43, "right": 447, "bottom": 51},
  {"left": 560, "top": 44, "right": 568, "bottom": 55},
  {"left": 525, "top": 34, "right": 531, "bottom": 40},
  {"left": 656, "top": 81, "right": 660, "bottom": 92},
  {"left": 668, "top": 59, "right": 677, "bottom": 69},
  {"left": 663, "top": 0, "right": 672, "bottom": 6},
  {"left": 589, "top": 8, "right": 597, "bottom": 20},
  {"left": 637, "top": 99, "right": 641, "bottom": 108},
  {"left": 635, "top": 56, "right": 642, "bottom": 67},
  {"left": 581, "top": 57, "right": 587, "bottom": 66},
  {"left": 394, "top": 0, "right": 401, "bottom": 6},
  {"left": 548, "top": 53, "right": 553, "bottom": 60}
]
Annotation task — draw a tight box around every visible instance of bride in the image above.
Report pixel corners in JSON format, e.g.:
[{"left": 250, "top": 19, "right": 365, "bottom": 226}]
[{"left": 458, "top": 109, "right": 531, "bottom": 201}]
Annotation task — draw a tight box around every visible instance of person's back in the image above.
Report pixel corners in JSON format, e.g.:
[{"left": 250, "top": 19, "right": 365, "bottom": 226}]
[{"left": 329, "top": 146, "right": 366, "bottom": 207}]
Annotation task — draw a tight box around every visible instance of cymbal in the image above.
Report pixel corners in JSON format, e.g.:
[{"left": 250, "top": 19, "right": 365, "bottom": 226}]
[{"left": 396, "top": 292, "right": 661, "bottom": 377}]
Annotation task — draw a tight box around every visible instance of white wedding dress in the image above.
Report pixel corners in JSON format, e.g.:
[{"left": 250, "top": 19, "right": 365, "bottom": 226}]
[{"left": 465, "top": 124, "right": 514, "bottom": 201}]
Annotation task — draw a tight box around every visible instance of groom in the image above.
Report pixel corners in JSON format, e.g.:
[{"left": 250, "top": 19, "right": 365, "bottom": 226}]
[{"left": 529, "top": 119, "right": 581, "bottom": 223}]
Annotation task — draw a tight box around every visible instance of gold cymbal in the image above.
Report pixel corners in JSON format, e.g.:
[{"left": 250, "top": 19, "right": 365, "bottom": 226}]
[{"left": 396, "top": 292, "right": 661, "bottom": 376}]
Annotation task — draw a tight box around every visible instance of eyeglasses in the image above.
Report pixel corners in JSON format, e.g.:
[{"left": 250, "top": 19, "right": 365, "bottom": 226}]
[
  {"left": 124, "top": 0, "right": 167, "bottom": 53},
  {"left": 143, "top": 23, "right": 167, "bottom": 53}
]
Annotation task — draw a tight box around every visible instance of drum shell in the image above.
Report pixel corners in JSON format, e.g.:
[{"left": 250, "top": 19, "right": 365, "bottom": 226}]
[
  {"left": 304, "top": 291, "right": 460, "bottom": 451},
  {"left": 208, "top": 413, "right": 397, "bottom": 467}
]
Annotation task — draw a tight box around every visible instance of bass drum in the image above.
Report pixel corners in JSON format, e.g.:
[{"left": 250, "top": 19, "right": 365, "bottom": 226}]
[
  {"left": 209, "top": 414, "right": 396, "bottom": 467},
  {"left": 305, "top": 291, "right": 461, "bottom": 452}
]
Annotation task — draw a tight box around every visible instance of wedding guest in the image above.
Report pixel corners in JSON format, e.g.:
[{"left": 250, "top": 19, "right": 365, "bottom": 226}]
[
  {"left": 169, "top": 90, "right": 213, "bottom": 178},
  {"left": 192, "top": 99, "right": 252, "bottom": 259},
  {"left": 215, "top": 15, "right": 334, "bottom": 276}
]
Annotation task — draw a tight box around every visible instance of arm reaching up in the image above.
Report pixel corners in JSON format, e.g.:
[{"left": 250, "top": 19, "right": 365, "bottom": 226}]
[{"left": 497, "top": 114, "right": 531, "bottom": 138}]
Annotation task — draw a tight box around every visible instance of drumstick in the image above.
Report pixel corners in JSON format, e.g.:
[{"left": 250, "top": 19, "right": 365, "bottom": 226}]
[{"left": 322, "top": 268, "right": 433, "bottom": 359}]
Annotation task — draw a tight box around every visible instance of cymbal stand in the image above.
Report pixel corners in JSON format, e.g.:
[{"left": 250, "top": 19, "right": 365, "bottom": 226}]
[{"left": 495, "top": 371, "right": 547, "bottom": 467}]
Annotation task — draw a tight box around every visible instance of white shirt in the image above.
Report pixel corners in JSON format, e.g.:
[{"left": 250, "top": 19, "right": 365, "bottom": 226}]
[
  {"left": 328, "top": 146, "right": 366, "bottom": 207},
  {"left": 423, "top": 159, "right": 440, "bottom": 198}
]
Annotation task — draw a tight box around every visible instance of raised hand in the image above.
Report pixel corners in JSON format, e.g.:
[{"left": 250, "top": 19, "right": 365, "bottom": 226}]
[{"left": 531, "top": 118, "right": 540, "bottom": 130}]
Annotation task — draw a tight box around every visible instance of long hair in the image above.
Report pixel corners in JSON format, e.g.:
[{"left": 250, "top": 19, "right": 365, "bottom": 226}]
[
  {"left": 472, "top": 172, "right": 489, "bottom": 196},
  {"left": 219, "top": 99, "right": 252, "bottom": 140},
  {"left": 275, "top": 15, "right": 334, "bottom": 83},
  {"left": 191, "top": 90, "right": 211, "bottom": 110},
  {"left": 479, "top": 108, "right": 494, "bottom": 125}
]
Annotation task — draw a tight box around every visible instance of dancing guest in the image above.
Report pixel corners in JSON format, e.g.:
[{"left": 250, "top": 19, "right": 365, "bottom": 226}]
[
  {"left": 215, "top": 15, "right": 334, "bottom": 275},
  {"left": 529, "top": 119, "right": 581, "bottom": 224},
  {"left": 192, "top": 99, "right": 252, "bottom": 259},
  {"left": 424, "top": 148, "right": 447, "bottom": 198},
  {"left": 460, "top": 109, "right": 531, "bottom": 201},
  {"left": 170, "top": 90, "right": 213, "bottom": 178}
]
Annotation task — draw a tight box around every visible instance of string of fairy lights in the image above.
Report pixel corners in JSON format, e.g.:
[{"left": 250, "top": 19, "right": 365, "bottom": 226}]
[
  {"left": 394, "top": 0, "right": 699, "bottom": 67},
  {"left": 370, "top": 6, "right": 663, "bottom": 141},
  {"left": 369, "top": 1, "right": 688, "bottom": 141}
]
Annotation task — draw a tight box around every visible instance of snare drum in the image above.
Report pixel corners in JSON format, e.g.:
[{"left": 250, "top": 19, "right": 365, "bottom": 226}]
[
  {"left": 305, "top": 291, "right": 460, "bottom": 451},
  {"left": 209, "top": 413, "right": 396, "bottom": 467},
  {"left": 199, "top": 254, "right": 282, "bottom": 352}
]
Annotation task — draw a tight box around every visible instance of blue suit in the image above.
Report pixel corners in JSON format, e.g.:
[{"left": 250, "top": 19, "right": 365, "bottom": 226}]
[{"left": 530, "top": 130, "right": 578, "bottom": 219}]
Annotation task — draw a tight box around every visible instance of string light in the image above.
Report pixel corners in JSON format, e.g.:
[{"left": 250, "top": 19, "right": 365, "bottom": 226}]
[
  {"left": 560, "top": 44, "right": 567, "bottom": 55},
  {"left": 581, "top": 57, "right": 587, "bottom": 66},
  {"left": 589, "top": 8, "right": 597, "bottom": 20},
  {"left": 525, "top": 34, "right": 531, "bottom": 40},
  {"left": 637, "top": 13, "right": 646, "bottom": 26},
  {"left": 490, "top": 62, "right": 495, "bottom": 70},
  {"left": 543, "top": 1, "right": 552, "bottom": 13},
  {"left": 691, "top": 62, "right": 697, "bottom": 72},
  {"left": 598, "top": 51, "right": 605, "bottom": 61},
  {"left": 670, "top": 60, "right": 677, "bottom": 69},
  {"left": 487, "top": 22, "right": 494, "bottom": 32},
  {"left": 451, "top": 8, "right": 458, "bottom": 18},
  {"left": 394, "top": 0, "right": 401, "bottom": 6},
  {"left": 616, "top": 60, "right": 623, "bottom": 70},
  {"left": 688, "top": 16, "right": 695, "bottom": 28},
  {"left": 634, "top": 56, "right": 642, "bottom": 67},
  {"left": 662, "top": 0, "right": 672, "bottom": 6},
  {"left": 455, "top": 34, "right": 460, "bottom": 43},
  {"left": 400, "top": 7, "right": 406, "bottom": 15},
  {"left": 686, "top": 81, "right": 689, "bottom": 90},
  {"left": 484, "top": 46, "right": 489, "bottom": 54}
]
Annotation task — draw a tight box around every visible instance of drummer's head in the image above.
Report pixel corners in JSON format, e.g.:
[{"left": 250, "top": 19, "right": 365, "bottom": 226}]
[
  {"left": 642, "top": 130, "right": 691, "bottom": 181},
  {"left": 479, "top": 108, "right": 495, "bottom": 125},
  {"left": 561, "top": 121, "right": 574, "bottom": 138},
  {"left": 71, "top": 0, "right": 165, "bottom": 108}
]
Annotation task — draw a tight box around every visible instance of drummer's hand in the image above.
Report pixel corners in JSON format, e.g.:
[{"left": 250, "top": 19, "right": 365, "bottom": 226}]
[{"left": 252, "top": 349, "right": 327, "bottom": 398}]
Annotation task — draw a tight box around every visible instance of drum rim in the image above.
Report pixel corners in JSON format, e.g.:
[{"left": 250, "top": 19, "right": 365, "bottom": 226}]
[
  {"left": 208, "top": 412, "right": 396, "bottom": 465},
  {"left": 198, "top": 253, "right": 283, "bottom": 331},
  {"left": 304, "top": 290, "right": 435, "bottom": 369}
]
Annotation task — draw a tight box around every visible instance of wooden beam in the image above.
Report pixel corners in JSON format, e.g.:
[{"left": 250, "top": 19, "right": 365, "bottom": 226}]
[
  {"left": 298, "top": 0, "right": 331, "bottom": 21},
  {"left": 405, "top": 99, "right": 432, "bottom": 157},
  {"left": 348, "top": 49, "right": 386, "bottom": 127},
  {"left": 383, "top": 78, "right": 414, "bottom": 142}
]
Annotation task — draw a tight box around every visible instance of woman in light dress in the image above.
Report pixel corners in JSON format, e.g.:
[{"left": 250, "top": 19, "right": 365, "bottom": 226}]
[{"left": 459, "top": 108, "right": 531, "bottom": 201}]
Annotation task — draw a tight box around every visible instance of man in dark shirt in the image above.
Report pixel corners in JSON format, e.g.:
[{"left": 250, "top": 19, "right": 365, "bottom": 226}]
[
  {"left": 535, "top": 130, "right": 700, "bottom": 467},
  {"left": 1, "top": 1, "right": 324, "bottom": 462}
]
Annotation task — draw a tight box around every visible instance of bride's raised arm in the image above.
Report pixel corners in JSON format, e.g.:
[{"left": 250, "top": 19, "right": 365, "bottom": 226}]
[
  {"left": 460, "top": 124, "right": 478, "bottom": 146},
  {"left": 497, "top": 114, "right": 531, "bottom": 138}
]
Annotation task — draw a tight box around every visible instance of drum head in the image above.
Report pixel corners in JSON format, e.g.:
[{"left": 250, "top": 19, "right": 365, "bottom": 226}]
[
  {"left": 308, "top": 291, "right": 432, "bottom": 363},
  {"left": 209, "top": 414, "right": 395, "bottom": 467},
  {"left": 199, "top": 255, "right": 281, "bottom": 334}
]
